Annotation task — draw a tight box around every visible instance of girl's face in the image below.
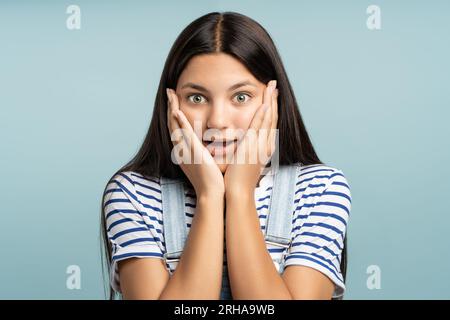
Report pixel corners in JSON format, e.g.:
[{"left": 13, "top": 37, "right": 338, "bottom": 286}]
[{"left": 175, "top": 52, "right": 268, "bottom": 174}]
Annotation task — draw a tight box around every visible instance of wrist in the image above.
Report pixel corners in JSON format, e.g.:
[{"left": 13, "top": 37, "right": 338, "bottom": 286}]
[
  {"left": 225, "top": 186, "right": 254, "bottom": 201},
  {"left": 196, "top": 191, "right": 225, "bottom": 204}
]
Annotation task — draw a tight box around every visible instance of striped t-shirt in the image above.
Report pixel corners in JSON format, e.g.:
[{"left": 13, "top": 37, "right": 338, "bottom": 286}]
[{"left": 103, "top": 164, "right": 352, "bottom": 298}]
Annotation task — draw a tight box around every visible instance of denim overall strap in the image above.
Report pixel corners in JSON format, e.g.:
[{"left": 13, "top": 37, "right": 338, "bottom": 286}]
[
  {"left": 160, "top": 177, "right": 187, "bottom": 263},
  {"left": 264, "top": 164, "right": 300, "bottom": 248}
]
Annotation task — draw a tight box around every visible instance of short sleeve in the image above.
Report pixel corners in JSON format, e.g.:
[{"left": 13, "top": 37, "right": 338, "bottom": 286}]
[
  {"left": 284, "top": 168, "right": 352, "bottom": 298},
  {"left": 103, "top": 172, "right": 164, "bottom": 293}
]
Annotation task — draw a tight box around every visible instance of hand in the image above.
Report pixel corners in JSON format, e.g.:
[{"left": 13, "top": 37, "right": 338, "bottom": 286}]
[
  {"left": 223, "top": 80, "right": 279, "bottom": 196},
  {"left": 166, "top": 88, "right": 225, "bottom": 197}
]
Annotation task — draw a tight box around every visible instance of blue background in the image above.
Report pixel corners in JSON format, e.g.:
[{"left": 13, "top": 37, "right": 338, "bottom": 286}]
[{"left": 1, "top": 0, "right": 449, "bottom": 299}]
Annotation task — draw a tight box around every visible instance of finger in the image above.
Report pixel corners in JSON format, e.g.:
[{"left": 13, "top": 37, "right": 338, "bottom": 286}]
[
  {"left": 165, "top": 89, "right": 190, "bottom": 165},
  {"left": 168, "top": 89, "right": 213, "bottom": 164},
  {"left": 259, "top": 92, "right": 274, "bottom": 160},
  {"left": 176, "top": 108, "right": 210, "bottom": 157},
  {"left": 166, "top": 88, "right": 182, "bottom": 145},
  {"left": 271, "top": 88, "right": 278, "bottom": 131},
  {"left": 167, "top": 88, "right": 183, "bottom": 132},
  {"left": 268, "top": 88, "right": 279, "bottom": 156},
  {"left": 268, "top": 87, "right": 278, "bottom": 138},
  {"left": 249, "top": 81, "right": 274, "bottom": 131},
  {"left": 258, "top": 81, "right": 275, "bottom": 158},
  {"left": 261, "top": 81, "right": 276, "bottom": 133},
  {"left": 166, "top": 89, "right": 175, "bottom": 130},
  {"left": 176, "top": 109, "right": 217, "bottom": 165},
  {"left": 169, "top": 89, "right": 186, "bottom": 134},
  {"left": 173, "top": 111, "right": 194, "bottom": 152},
  {"left": 167, "top": 88, "right": 180, "bottom": 113}
]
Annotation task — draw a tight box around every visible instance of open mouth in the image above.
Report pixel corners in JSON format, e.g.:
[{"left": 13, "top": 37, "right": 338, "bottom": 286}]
[{"left": 202, "top": 139, "right": 238, "bottom": 156}]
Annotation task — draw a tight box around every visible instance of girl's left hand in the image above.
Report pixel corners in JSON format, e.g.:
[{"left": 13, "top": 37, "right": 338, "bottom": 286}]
[{"left": 224, "top": 80, "right": 279, "bottom": 196}]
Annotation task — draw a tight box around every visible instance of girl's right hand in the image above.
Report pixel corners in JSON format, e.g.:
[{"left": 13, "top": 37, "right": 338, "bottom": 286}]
[{"left": 166, "top": 88, "right": 225, "bottom": 198}]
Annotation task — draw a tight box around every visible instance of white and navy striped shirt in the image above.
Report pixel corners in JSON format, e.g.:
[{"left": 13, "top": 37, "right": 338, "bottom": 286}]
[{"left": 103, "top": 164, "right": 352, "bottom": 298}]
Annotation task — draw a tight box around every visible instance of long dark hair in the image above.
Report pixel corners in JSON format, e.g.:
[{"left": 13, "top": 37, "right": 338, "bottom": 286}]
[{"left": 100, "top": 11, "right": 347, "bottom": 300}]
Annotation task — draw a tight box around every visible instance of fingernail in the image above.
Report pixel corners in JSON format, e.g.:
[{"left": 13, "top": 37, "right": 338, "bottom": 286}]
[{"left": 272, "top": 80, "right": 277, "bottom": 88}]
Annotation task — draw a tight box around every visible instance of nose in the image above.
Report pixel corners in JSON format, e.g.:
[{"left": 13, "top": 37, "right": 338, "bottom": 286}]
[{"left": 206, "top": 102, "right": 230, "bottom": 130}]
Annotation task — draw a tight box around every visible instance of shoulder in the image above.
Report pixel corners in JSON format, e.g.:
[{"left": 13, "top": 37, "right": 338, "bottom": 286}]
[
  {"left": 104, "top": 171, "right": 163, "bottom": 210},
  {"left": 294, "top": 164, "right": 352, "bottom": 216},
  {"left": 106, "top": 171, "right": 162, "bottom": 193},
  {"left": 296, "top": 164, "right": 350, "bottom": 194},
  {"left": 107, "top": 171, "right": 161, "bottom": 189}
]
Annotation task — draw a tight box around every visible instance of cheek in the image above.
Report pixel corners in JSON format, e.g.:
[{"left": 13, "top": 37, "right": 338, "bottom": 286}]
[
  {"left": 183, "top": 108, "right": 208, "bottom": 135},
  {"left": 233, "top": 109, "right": 257, "bottom": 130}
]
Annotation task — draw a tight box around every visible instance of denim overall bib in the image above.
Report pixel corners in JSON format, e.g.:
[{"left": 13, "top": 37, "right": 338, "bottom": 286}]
[{"left": 160, "top": 164, "right": 301, "bottom": 300}]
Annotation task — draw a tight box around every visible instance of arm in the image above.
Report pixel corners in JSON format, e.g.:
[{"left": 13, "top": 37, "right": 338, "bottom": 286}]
[
  {"left": 119, "top": 192, "right": 225, "bottom": 300},
  {"left": 225, "top": 191, "right": 334, "bottom": 300}
]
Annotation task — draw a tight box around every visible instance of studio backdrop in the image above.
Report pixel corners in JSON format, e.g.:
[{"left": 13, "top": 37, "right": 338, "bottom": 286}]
[{"left": 0, "top": 0, "right": 449, "bottom": 299}]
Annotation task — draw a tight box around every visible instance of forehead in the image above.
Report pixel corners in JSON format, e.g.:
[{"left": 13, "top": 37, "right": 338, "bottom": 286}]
[{"left": 177, "top": 53, "right": 261, "bottom": 90}]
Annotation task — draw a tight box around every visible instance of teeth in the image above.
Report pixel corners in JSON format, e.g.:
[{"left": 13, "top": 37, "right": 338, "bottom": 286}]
[
  {"left": 205, "top": 140, "right": 233, "bottom": 145},
  {"left": 203, "top": 140, "right": 235, "bottom": 149}
]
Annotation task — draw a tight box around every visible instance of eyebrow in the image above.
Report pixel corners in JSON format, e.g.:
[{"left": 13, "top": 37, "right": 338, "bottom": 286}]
[{"left": 180, "top": 80, "right": 256, "bottom": 93}]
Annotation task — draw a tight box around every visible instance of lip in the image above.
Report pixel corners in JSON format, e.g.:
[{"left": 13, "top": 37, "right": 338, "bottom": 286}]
[{"left": 202, "top": 139, "right": 237, "bottom": 156}]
